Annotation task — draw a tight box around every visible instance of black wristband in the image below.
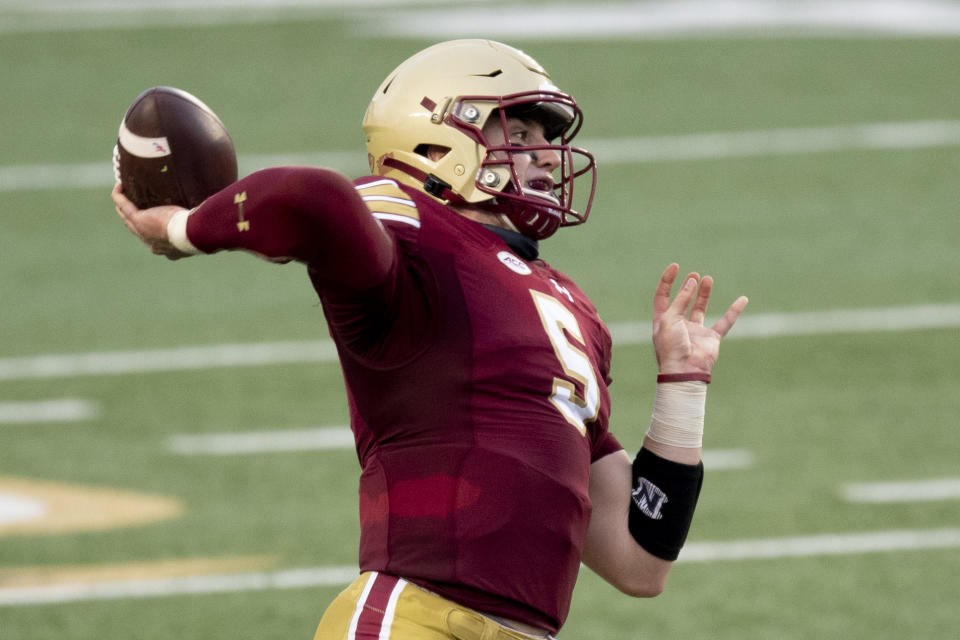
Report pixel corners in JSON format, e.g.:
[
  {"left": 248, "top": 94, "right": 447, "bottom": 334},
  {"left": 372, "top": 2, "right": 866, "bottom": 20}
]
[{"left": 628, "top": 448, "right": 704, "bottom": 561}]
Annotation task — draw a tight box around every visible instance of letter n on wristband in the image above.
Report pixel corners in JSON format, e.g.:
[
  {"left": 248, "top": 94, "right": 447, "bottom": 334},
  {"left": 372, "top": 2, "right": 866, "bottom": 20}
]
[{"left": 628, "top": 448, "right": 704, "bottom": 561}]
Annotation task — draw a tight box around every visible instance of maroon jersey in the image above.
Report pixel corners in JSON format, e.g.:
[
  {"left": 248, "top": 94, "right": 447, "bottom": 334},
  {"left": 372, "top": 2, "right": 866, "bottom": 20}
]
[{"left": 185, "top": 167, "right": 622, "bottom": 633}]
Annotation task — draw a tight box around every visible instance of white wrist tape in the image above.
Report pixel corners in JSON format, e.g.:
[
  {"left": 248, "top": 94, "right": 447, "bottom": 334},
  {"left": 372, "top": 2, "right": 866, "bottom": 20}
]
[
  {"left": 645, "top": 381, "right": 707, "bottom": 448},
  {"left": 166, "top": 208, "right": 202, "bottom": 255}
]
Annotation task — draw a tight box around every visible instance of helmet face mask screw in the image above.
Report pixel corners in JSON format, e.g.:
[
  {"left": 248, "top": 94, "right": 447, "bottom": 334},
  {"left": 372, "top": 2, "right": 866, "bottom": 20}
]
[
  {"left": 461, "top": 105, "right": 481, "bottom": 123},
  {"left": 480, "top": 170, "right": 501, "bottom": 187}
]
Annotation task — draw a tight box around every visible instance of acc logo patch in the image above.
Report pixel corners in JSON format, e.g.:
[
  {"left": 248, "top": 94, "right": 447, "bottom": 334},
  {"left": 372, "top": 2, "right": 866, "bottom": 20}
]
[{"left": 497, "top": 251, "right": 532, "bottom": 275}]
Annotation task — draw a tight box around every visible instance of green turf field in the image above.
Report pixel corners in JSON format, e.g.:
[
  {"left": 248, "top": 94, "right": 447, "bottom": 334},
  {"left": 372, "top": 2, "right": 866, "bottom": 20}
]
[{"left": 2, "top": 2, "right": 959, "bottom": 638}]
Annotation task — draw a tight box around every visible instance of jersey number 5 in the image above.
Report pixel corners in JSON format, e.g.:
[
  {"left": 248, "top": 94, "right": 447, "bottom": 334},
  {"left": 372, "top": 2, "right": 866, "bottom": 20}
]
[{"left": 531, "top": 290, "right": 600, "bottom": 436}]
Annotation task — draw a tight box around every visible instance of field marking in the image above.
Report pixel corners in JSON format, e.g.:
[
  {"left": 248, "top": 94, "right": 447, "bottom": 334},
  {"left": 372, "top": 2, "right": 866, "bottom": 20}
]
[
  {"left": 1, "top": 304, "right": 958, "bottom": 382},
  {"left": 0, "top": 399, "right": 99, "bottom": 424},
  {"left": 5, "top": 0, "right": 960, "bottom": 35},
  {"left": 0, "top": 151, "right": 370, "bottom": 193},
  {"left": 169, "top": 426, "right": 754, "bottom": 467},
  {"left": 842, "top": 478, "right": 960, "bottom": 503},
  {"left": 4, "top": 120, "right": 960, "bottom": 193},
  {"left": 168, "top": 426, "right": 353, "bottom": 455},
  {"left": 2, "top": 527, "right": 958, "bottom": 605},
  {"left": 701, "top": 449, "right": 753, "bottom": 471},
  {"left": 586, "top": 120, "right": 960, "bottom": 164},
  {"left": 0, "top": 565, "right": 357, "bottom": 606},
  {"left": 0, "top": 477, "right": 182, "bottom": 537},
  {"left": 608, "top": 303, "right": 960, "bottom": 344},
  {"left": 0, "top": 341, "right": 340, "bottom": 381},
  {"left": 0, "top": 0, "right": 440, "bottom": 7},
  {"left": 360, "top": 0, "right": 960, "bottom": 39},
  {"left": 0, "top": 494, "right": 46, "bottom": 526},
  {"left": 0, "top": 555, "right": 279, "bottom": 589},
  {"left": 677, "top": 527, "right": 960, "bottom": 563},
  {"left": 0, "top": 0, "right": 446, "bottom": 34}
]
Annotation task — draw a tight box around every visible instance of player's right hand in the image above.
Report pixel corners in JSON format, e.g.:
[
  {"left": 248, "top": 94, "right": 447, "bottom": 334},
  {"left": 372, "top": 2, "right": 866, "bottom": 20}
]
[{"left": 112, "top": 183, "right": 190, "bottom": 260}]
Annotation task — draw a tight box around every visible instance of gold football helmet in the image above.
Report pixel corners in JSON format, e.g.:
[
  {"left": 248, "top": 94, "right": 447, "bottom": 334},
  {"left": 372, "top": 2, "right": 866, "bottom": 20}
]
[{"left": 362, "top": 39, "right": 596, "bottom": 239}]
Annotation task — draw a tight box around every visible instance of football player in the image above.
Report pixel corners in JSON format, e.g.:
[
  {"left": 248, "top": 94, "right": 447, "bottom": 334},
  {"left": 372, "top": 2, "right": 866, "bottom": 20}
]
[{"left": 113, "top": 39, "right": 747, "bottom": 639}]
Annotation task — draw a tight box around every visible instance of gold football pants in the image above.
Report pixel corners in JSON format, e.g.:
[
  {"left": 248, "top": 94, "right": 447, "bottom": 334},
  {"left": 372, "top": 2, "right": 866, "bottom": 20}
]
[{"left": 314, "top": 572, "right": 553, "bottom": 640}]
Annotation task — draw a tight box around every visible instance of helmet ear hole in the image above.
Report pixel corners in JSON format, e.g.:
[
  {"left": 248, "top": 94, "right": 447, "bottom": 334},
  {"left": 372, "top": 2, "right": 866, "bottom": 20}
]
[{"left": 416, "top": 144, "right": 451, "bottom": 161}]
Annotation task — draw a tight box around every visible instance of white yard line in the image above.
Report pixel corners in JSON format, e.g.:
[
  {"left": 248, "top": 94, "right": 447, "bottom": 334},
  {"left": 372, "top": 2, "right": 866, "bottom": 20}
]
[
  {"left": 0, "top": 0, "right": 446, "bottom": 34},
  {"left": 0, "top": 493, "right": 46, "bottom": 526},
  {"left": 0, "top": 399, "right": 99, "bottom": 423},
  {"left": 4, "top": 121, "right": 960, "bottom": 193},
  {"left": 0, "top": 565, "right": 360, "bottom": 606},
  {"left": 0, "top": 152, "right": 370, "bottom": 193},
  {"left": 169, "top": 426, "right": 756, "bottom": 466},
  {"left": 1, "top": 304, "right": 958, "bottom": 381},
  {"left": 5, "top": 0, "right": 960, "bottom": 36},
  {"left": 701, "top": 449, "right": 754, "bottom": 471},
  {"left": 0, "top": 0, "right": 442, "bottom": 9},
  {"left": 359, "top": 0, "right": 960, "bottom": 39},
  {"left": 0, "top": 341, "right": 339, "bottom": 381},
  {"left": 678, "top": 527, "right": 960, "bottom": 563},
  {"left": 694, "top": 303, "right": 960, "bottom": 340},
  {"left": 0, "top": 0, "right": 441, "bottom": 7},
  {"left": 842, "top": 478, "right": 960, "bottom": 503},
  {"left": 611, "top": 303, "right": 960, "bottom": 343},
  {"left": 1, "top": 527, "right": 957, "bottom": 605},
  {"left": 168, "top": 426, "right": 353, "bottom": 455},
  {"left": 586, "top": 120, "right": 960, "bottom": 164}
]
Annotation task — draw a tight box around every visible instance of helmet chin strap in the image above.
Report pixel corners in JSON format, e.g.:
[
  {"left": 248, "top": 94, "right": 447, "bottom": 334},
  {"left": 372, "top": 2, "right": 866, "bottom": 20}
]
[
  {"left": 380, "top": 156, "right": 464, "bottom": 204},
  {"left": 497, "top": 213, "right": 520, "bottom": 233}
]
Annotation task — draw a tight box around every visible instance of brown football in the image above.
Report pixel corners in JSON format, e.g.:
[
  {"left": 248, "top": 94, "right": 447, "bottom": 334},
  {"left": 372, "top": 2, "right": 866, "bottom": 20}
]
[{"left": 113, "top": 86, "right": 237, "bottom": 209}]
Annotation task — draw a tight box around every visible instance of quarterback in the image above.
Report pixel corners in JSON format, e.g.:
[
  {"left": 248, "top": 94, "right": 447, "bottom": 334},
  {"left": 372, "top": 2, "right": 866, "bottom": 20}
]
[{"left": 113, "top": 40, "right": 747, "bottom": 639}]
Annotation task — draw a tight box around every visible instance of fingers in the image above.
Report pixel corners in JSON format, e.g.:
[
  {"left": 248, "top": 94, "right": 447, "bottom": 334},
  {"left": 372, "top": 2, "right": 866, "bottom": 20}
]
[
  {"left": 112, "top": 182, "right": 130, "bottom": 211},
  {"left": 667, "top": 271, "right": 700, "bottom": 317},
  {"left": 112, "top": 183, "right": 139, "bottom": 232},
  {"left": 711, "top": 295, "right": 750, "bottom": 338},
  {"left": 654, "top": 264, "right": 702, "bottom": 324},
  {"left": 653, "top": 263, "right": 680, "bottom": 315},
  {"left": 689, "top": 275, "right": 713, "bottom": 325},
  {"left": 654, "top": 264, "right": 746, "bottom": 334}
]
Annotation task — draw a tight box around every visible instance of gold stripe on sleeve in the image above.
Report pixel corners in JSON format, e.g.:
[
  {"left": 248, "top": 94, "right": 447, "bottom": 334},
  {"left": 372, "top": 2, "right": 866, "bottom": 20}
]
[{"left": 356, "top": 180, "right": 420, "bottom": 222}]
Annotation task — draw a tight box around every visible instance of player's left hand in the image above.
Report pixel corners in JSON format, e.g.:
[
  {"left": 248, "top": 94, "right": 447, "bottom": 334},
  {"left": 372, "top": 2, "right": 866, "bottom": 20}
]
[
  {"left": 112, "top": 183, "right": 190, "bottom": 260},
  {"left": 652, "top": 263, "right": 748, "bottom": 376}
]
